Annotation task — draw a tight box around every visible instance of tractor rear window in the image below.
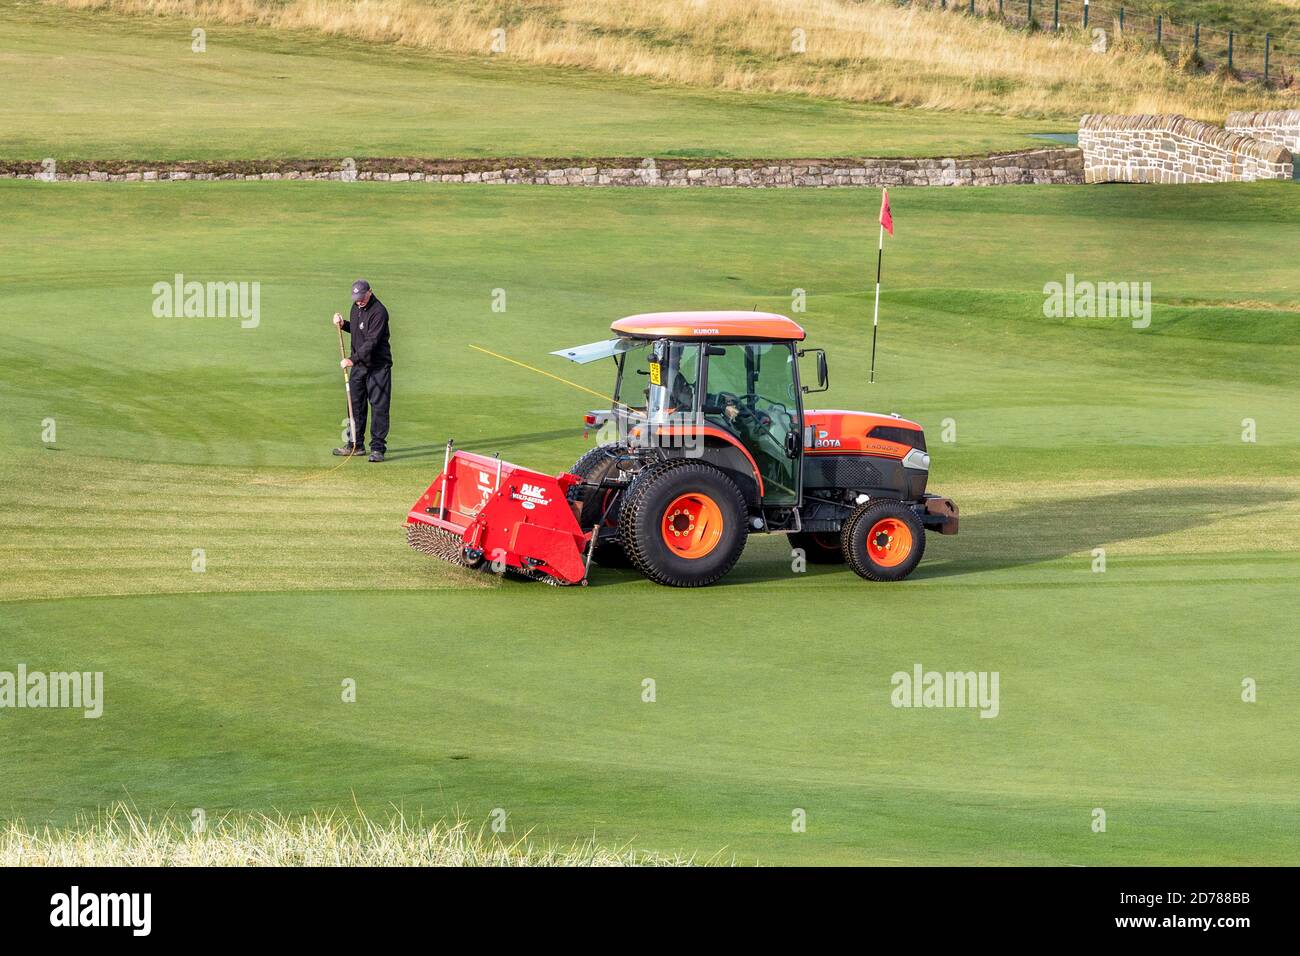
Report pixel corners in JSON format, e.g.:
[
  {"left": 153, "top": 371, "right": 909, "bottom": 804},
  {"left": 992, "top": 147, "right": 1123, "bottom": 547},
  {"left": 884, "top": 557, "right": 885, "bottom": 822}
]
[
  {"left": 868, "top": 425, "right": 926, "bottom": 451},
  {"left": 646, "top": 342, "right": 701, "bottom": 422}
]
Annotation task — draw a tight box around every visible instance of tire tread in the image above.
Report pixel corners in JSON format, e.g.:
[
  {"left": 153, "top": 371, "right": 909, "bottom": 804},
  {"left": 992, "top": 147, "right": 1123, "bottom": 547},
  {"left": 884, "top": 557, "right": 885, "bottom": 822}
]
[
  {"left": 841, "top": 499, "right": 925, "bottom": 582},
  {"left": 620, "top": 460, "right": 748, "bottom": 587}
]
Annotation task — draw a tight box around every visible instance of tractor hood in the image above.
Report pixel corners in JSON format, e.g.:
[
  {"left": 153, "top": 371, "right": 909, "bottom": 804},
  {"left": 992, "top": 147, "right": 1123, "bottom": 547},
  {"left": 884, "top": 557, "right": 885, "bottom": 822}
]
[{"left": 804, "top": 410, "right": 926, "bottom": 458}]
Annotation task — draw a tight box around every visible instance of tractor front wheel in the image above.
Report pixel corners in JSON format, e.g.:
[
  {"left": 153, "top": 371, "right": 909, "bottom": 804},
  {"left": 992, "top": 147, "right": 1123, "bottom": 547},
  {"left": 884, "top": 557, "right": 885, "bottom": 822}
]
[
  {"left": 842, "top": 499, "right": 925, "bottom": 582},
  {"left": 620, "top": 461, "right": 748, "bottom": 587}
]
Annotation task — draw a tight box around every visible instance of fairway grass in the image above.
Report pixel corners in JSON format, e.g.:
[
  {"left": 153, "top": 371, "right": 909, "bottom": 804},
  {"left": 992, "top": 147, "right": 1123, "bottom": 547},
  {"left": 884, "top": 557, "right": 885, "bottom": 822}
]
[
  {"left": 0, "top": 0, "right": 1059, "bottom": 161},
  {"left": 1, "top": 180, "right": 1298, "bottom": 864}
]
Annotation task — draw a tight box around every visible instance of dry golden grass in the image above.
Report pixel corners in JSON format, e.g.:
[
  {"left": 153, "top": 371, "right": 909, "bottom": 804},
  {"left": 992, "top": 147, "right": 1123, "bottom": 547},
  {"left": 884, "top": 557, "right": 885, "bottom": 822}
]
[
  {"left": 1, "top": 803, "right": 694, "bottom": 865},
  {"left": 47, "top": 0, "right": 1292, "bottom": 119}
]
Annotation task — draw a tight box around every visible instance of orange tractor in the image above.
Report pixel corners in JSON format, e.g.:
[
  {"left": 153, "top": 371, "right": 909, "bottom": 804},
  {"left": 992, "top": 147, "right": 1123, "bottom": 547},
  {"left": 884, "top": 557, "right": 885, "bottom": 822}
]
[{"left": 406, "top": 311, "right": 957, "bottom": 587}]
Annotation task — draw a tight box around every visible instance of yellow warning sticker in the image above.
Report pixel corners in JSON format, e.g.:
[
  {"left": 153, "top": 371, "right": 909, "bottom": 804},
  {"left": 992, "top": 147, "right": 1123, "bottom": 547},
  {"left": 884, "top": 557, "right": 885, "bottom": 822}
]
[{"left": 648, "top": 361, "right": 662, "bottom": 386}]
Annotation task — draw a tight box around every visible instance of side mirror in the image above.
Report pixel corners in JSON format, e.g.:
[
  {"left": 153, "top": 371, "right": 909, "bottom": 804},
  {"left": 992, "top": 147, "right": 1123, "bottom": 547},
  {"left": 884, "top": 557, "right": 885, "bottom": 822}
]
[{"left": 799, "top": 348, "right": 829, "bottom": 393}]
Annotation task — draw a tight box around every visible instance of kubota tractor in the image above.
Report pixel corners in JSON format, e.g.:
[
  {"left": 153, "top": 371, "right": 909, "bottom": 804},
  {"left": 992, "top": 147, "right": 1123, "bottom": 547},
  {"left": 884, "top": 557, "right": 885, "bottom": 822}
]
[{"left": 406, "top": 311, "right": 957, "bottom": 587}]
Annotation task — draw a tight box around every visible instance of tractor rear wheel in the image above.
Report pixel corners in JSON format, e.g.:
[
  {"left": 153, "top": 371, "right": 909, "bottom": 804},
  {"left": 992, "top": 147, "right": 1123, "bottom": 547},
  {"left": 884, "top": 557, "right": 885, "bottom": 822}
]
[
  {"left": 620, "top": 460, "right": 748, "bottom": 587},
  {"left": 569, "top": 443, "right": 631, "bottom": 568},
  {"left": 790, "top": 531, "right": 844, "bottom": 564},
  {"left": 842, "top": 499, "right": 925, "bottom": 582}
]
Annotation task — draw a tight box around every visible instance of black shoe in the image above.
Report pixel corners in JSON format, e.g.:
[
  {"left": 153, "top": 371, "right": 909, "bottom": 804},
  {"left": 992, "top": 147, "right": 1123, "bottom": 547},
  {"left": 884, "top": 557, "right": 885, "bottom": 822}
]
[
  {"left": 332, "top": 444, "right": 365, "bottom": 457},
  {"left": 368, "top": 451, "right": 385, "bottom": 463}
]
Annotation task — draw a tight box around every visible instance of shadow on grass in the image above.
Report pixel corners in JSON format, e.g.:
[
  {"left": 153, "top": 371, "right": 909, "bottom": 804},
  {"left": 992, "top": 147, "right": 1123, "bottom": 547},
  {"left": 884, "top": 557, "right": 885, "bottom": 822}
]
[{"left": 912, "top": 483, "right": 1296, "bottom": 580}]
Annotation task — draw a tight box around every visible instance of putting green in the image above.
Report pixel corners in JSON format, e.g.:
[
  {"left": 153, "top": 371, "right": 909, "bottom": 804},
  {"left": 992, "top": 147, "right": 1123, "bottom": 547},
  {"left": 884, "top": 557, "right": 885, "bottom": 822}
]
[{"left": 1, "top": 180, "right": 1297, "bottom": 864}]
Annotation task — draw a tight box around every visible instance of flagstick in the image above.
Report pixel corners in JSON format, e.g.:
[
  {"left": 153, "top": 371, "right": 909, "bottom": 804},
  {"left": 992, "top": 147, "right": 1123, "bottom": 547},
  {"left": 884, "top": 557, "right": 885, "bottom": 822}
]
[{"left": 869, "top": 219, "right": 884, "bottom": 384}]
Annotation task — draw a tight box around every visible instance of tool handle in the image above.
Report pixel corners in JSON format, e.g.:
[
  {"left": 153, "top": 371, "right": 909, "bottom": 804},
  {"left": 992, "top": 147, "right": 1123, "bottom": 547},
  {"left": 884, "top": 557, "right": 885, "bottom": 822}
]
[{"left": 336, "top": 318, "right": 357, "bottom": 445}]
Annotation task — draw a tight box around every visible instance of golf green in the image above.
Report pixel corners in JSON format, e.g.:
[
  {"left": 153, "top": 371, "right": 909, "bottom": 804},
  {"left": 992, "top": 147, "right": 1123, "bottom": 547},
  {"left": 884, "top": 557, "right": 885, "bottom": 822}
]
[{"left": 1, "top": 179, "right": 1297, "bottom": 864}]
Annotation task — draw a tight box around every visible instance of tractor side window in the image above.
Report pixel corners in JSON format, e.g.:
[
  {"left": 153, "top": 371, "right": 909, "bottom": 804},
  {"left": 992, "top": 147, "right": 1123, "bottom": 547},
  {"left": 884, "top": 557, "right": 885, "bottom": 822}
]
[
  {"left": 704, "top": 345, "right": 747, "bottom": 402},
  {"left": 704, "top": 343, "right": 800, "bottom": 505},
  {"left": 750, "top": 343, "right": 798, "bottom": 426}
]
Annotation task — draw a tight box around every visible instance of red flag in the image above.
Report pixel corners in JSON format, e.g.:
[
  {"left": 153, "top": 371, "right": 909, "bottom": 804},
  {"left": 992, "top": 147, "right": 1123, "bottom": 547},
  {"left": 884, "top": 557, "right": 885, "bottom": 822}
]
[{"left": 879, "top": 188, "right": 894, "bottom": 237}]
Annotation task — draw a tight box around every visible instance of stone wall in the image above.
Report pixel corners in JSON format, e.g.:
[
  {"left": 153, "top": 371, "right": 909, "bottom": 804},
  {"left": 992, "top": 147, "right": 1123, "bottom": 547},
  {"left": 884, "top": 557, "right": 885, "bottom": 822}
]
[
  {"left": 1079, "top": 114, "right": 1293, "bottom": 184},
  {"left": 0, "top": 149, "right": 1083, "bottom": 187},
  {"left": 1225, "top": 109, "right": 1300, "bottom": 156}
]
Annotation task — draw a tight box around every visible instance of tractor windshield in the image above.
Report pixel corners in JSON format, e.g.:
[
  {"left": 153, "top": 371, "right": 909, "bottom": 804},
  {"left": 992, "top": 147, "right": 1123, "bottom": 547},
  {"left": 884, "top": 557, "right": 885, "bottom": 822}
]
[{"left": 645, "top": 340, "right": 701, "bottom": 423}]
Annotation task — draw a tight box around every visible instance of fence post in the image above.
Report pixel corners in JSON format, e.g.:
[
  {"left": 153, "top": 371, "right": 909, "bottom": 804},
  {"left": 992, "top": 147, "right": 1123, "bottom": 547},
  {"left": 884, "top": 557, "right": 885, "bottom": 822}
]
[
  {"left": 1228, "top": 31, "right": 1234, "bottom": 71},
  {"left": 1028, "top": 0, "right": 1033, "bottom": 27},
  {"left": 999, "top": 0, "right": 1004, "bottom": 16},
  {"left": 1083, "top": 0, "right": 1089, "bottom": 30},
  {"left": 1265, "top": 33, "right": 1271, "bottom": 81},
  {"left": 1053, "top": 0, "right": 1059, "bottom": 31},
  {"left": 1156, "top": 15, "right": 1161, "bottom": 46},
  {"left": 1194, "top": 23, "right": 1199, "bottom": 53},
  {"left": 970, "top": 0, "right": 975, "bottom": 16},
  {"left": 1119, "top": 8, "right": 1124, "bottom": 33}
]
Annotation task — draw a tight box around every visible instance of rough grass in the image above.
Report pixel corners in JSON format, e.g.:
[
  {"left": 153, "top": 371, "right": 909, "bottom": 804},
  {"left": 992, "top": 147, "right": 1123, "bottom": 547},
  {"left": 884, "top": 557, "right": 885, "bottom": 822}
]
[
  {"left": 1122, "top": 0, "right": 1300, "bottom": 42},
  {"left": 0, "top": 804, "right": 693, "bottom": 865},
  {"left": 45, "top": 0, "right": 1292, "bottom": 119}
]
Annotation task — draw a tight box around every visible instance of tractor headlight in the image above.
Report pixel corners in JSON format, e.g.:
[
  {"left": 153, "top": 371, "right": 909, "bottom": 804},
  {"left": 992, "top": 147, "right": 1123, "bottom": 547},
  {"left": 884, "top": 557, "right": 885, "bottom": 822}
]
[{"left": 902, "top": 448, "right": 930, "bottom": 471}]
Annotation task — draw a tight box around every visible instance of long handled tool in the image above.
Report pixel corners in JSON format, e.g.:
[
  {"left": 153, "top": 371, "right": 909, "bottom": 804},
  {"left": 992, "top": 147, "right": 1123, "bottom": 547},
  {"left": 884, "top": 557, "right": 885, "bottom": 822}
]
[{"left": 336, "top": 317, "right": 357, "bottom": 452}]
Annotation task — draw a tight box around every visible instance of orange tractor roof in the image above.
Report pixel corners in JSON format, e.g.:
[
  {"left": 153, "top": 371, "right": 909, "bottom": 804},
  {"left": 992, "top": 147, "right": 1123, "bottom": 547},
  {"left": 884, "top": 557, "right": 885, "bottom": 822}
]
[{"left": 611, "top": 311, "right": 806, "bottom": 342}]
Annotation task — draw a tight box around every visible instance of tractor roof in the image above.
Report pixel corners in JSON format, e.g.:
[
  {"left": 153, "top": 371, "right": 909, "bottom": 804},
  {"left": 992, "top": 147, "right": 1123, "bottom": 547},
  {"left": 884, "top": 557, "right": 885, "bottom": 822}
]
[{"left": 611, "top": 311, "right": 806, "bottom": 342}]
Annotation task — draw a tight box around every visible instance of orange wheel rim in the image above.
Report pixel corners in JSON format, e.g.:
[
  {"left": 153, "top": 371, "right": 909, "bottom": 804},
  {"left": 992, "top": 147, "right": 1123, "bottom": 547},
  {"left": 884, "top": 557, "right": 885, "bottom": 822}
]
[
  {"left": 866, "top": 517, "right": 913, "bottom": 568},
  {"left": 661, "top": 493, "right": 724, "bottom": 558}
]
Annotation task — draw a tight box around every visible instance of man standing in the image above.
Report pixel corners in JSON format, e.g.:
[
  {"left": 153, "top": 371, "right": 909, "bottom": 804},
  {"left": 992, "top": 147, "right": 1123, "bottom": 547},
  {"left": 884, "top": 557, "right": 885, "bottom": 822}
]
[{"left": 332, "top": 279, "right": 392, "bottom": 462}]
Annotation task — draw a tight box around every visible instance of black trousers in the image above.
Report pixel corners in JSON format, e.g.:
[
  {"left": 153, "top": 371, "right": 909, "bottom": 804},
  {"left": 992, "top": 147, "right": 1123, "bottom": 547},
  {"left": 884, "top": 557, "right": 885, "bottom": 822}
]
[{"left": 349, "top": 364, "right": 391, "bottom": 452}]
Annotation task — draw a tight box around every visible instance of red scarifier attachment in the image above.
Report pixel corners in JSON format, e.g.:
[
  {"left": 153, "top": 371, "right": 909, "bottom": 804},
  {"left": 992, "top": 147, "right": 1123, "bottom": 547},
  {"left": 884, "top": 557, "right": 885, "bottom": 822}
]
[{"left": 406, "top": 442, "right": 593, "bottom": 586}]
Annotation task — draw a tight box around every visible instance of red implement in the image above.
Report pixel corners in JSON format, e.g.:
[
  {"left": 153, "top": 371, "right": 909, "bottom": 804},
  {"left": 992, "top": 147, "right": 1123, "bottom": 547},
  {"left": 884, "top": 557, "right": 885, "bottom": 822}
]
[{"left": 406, "top": 449, "right": 592, "bottom": 585}]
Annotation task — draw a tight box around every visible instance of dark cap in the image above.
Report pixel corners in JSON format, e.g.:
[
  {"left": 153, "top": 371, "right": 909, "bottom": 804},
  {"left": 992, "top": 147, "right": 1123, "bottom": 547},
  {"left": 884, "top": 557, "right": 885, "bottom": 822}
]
[{"left": 351, "top": 279, "right": 371, "bottom": 302}]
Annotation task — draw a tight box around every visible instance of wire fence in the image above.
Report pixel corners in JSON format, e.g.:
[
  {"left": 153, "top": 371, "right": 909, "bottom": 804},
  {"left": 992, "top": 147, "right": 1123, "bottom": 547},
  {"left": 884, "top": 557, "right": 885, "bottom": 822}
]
[{"left": 912, "top": 0, "right": 1299, "bottom": 87}]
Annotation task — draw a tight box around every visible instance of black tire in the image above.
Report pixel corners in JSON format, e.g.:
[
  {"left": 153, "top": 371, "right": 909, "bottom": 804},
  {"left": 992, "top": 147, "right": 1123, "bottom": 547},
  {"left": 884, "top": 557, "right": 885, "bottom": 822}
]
[
  {"left": 842, "top": 499, "right": 925, "bottom": 582},
  {"left": 619, "top": 460, "right": 748, "bottom": 587},
  {"left": 569, "top": 443, "right": 631, "bottom": 568},
  {"left": 789, "top": 531, "right": 845, "bottom": 564}
]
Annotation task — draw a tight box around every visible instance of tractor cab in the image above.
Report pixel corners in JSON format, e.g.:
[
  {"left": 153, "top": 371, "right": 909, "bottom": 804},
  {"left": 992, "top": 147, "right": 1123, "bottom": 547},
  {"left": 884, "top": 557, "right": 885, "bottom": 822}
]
[{"left": 553, "top": 311, "right": 825, "bottom": 516}]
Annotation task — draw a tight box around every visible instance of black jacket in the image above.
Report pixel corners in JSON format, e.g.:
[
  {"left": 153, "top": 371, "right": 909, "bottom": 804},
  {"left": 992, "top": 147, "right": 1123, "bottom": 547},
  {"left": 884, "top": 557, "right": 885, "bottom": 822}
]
[{"left": 343, "top": 296, "right": 392, "bottom": 368}]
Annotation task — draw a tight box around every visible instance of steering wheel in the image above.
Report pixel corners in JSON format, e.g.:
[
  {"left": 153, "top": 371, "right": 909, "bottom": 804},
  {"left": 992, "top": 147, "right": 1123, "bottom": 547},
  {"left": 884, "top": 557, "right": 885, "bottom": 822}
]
[{"left": 717, "top": 391, "right": 755, "bottom": 422}]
